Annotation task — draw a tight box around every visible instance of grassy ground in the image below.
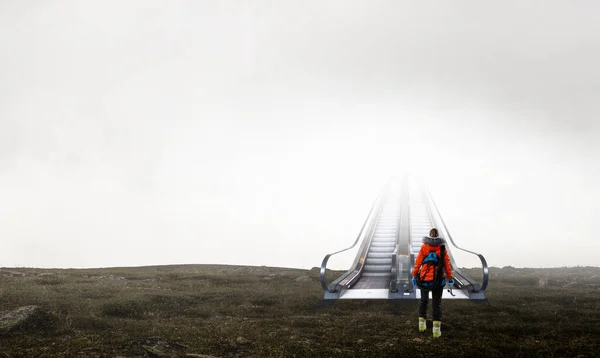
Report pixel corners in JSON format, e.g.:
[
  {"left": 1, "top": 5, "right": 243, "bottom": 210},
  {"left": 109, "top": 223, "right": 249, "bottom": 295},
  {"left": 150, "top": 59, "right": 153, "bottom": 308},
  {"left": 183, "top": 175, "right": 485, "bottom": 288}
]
[{"left": 0, "top": 265, "right": 599, "bottom": 357}]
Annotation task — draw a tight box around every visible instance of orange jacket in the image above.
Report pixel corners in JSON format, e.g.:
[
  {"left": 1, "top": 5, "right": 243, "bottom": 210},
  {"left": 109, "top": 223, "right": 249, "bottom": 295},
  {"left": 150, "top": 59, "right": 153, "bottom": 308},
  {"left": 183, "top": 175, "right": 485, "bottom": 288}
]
[{"left": 412, "top": 238, "right": 453, "bottom": 282}]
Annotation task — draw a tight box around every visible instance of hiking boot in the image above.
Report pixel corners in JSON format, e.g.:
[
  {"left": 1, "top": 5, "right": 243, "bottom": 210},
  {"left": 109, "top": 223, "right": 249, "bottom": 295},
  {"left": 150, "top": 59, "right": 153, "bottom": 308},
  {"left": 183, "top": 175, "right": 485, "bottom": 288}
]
[
  {"left": 433, "top": 320, "right": 441, "bottom": 338},
  {"left": 418, "top": 317, "right": 426, "bottom": 332}
]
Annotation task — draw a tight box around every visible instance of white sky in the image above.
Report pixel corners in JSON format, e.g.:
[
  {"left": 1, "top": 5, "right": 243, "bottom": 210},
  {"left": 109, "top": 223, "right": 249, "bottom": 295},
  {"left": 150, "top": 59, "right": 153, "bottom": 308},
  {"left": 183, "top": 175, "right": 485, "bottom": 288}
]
[{"left": 1, "top": 1, "right": 599, "bottom": 269}]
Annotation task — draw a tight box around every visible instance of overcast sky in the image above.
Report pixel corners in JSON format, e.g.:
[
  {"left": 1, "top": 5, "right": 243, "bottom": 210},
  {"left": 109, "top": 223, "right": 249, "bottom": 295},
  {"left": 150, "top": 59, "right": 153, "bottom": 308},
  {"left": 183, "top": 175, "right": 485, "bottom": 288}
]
[{"left": 1, "top": 1, "right": 599, "bottom": 269}]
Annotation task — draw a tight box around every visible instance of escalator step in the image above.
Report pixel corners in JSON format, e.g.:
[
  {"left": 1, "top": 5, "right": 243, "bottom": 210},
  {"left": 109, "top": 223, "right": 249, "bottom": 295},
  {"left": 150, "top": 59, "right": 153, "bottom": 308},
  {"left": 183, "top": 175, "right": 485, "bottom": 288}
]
[
  {"left": 369, "top": 247, "right": 395, "bottom": 252},
  {"left": 364, "top": 264, "right": 392, "bottom": 272},
  {"left": 362, "top": 272, "right": 391, "bottom": 277},
  {"left": 368, "top": 252, "right": 393, "bottom": 258},
  {"left": 366, "top": 258, "right": 392, "bottom": 265},
  {"left": 371, "top": 244, "right": 395, "bottom": 248}
]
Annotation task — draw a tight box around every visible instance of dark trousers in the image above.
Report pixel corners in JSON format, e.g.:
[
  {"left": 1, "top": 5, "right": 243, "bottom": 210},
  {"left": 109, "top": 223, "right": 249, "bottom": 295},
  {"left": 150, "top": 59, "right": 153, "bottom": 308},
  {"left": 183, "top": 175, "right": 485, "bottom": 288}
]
[{"left": 419, "top": 285, "right": 443, "bottom": 321}]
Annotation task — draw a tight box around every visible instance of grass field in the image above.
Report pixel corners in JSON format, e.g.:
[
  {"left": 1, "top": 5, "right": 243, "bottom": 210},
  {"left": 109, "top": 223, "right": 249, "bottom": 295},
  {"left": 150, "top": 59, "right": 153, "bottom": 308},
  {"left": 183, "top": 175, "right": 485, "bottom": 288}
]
[{"left": 1, "top": 265, "right": 599, "bottom": 357}]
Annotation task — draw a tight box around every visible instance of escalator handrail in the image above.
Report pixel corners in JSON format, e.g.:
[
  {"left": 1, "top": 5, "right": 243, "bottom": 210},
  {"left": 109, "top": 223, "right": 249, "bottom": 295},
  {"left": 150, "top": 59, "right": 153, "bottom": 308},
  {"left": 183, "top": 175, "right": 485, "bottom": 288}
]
[
  {"left": 425, "top": 186, "right": 489, "bottom": 292},
  {"left": 320, "top": 191, "right": 383, "bottom": 293}
]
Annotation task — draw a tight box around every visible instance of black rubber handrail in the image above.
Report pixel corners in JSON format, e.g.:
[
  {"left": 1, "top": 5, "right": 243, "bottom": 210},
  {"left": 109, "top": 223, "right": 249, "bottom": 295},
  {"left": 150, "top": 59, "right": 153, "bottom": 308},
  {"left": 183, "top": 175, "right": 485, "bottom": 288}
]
[
  {"left": 320, "top": 189, "right": 385, "bottom": 293},
  {"left": 425, "top": 186, "right": 489, "bottom": 292}
]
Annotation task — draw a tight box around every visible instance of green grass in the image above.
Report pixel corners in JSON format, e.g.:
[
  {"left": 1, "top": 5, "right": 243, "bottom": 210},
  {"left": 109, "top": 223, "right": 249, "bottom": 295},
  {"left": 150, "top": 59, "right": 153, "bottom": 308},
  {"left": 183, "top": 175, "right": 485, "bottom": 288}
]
[{"left": 0, "top": 265, "right": 599, "bottom": 357}]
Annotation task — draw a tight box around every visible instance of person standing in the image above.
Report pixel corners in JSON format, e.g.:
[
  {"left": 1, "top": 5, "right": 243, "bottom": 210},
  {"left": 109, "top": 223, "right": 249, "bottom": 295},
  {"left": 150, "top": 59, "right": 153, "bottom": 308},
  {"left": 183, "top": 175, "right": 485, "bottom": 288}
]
[{"left": 411, "top": 228, "right": 454, "bottom": 338}]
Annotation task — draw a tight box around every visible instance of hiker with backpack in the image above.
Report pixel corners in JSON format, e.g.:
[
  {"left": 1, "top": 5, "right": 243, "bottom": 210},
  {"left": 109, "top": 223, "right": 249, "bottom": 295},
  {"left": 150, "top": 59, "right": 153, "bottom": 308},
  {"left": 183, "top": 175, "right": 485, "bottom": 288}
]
[{"left": 411, "top": 228, "right": 454, "bottom": 338}]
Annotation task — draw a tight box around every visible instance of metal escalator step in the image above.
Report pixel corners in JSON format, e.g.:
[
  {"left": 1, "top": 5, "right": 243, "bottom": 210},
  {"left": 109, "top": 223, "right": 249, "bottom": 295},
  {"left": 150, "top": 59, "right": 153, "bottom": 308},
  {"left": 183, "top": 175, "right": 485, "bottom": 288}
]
[
  {"left": 371, "top": 244, "right": 395, "bottom": 248},
  {"left": 366, "top": 258, "right": 392, "bottom": 265},
  {"left": 368, "top": 252, "right": 393, "bottom": 258},
  {"left": 370, "top": 245, "right": 395, "bottom": 250},
  {"left": 363, "top": 264, "right": 392, "bottom": 272},
  {"left": 369, "top": 251, "right": 395, "bottom": 255},
  {"left": 369, "top": 246, "right": 395, "bottom": 251},
  {"left": 371, "top": 239, "right": 395, "bottom": 243},
  {"left": 362, "top": 272, "right": 391, "bottom": 277},
  {"left": 370, "top": 245, "right": 395, "bottom": 249}
]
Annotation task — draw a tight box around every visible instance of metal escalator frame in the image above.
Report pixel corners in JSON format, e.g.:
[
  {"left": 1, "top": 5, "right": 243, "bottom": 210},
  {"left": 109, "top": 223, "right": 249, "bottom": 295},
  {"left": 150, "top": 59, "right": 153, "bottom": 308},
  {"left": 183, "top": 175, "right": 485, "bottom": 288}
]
[
  {"left": 390, "top": 178, "right": 411, "bottom": 293},
  {"left": 319, "top": 185, "right": 388, "bottom": 293},
  {"left": 405, "top": 185, "right": 414, "bottom": 291},
  {"left": 390, "top": 254, "right": 398, "bottom": 293},
  {"left": 389, "top": 196, "right": 402, "bottom": 293},
  {"left": 423, "top": 186, "right": 489, "bottom": 293},
  {"left": 389, "top": 184, "right": 400, "bottom": 293}
]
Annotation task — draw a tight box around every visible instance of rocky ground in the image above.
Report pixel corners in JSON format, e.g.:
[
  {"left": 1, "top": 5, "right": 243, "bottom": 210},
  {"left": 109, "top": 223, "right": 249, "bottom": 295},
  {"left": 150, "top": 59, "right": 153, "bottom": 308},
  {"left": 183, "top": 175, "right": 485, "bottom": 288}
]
[{"left": 0, "top": 265, "right": 599, "bottom": 357}]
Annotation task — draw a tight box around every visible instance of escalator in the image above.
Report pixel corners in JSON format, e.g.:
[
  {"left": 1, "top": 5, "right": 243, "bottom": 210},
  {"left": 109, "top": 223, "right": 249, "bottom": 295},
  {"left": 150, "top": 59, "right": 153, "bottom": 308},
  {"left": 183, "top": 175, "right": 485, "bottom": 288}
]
[
  {"left": 320, "top": 177, "right": 488, "bottom": 300},
  {"left": 352, "top": 186, "right": 400, "bottom": 289}
]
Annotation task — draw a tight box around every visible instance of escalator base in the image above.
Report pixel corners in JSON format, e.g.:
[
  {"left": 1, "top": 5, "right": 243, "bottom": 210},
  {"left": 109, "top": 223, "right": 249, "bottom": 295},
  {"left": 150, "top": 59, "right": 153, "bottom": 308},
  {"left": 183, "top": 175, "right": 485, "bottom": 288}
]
[{"left": 324, "top": 288, "right": 486, "bottom": 300}]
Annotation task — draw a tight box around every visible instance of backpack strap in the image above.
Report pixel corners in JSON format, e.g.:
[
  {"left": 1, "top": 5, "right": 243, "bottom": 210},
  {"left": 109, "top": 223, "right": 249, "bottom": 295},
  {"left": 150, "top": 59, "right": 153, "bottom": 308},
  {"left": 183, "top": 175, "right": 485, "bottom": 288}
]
[{"left": 433, "top": 245, "right": 446, "bottom": 287}]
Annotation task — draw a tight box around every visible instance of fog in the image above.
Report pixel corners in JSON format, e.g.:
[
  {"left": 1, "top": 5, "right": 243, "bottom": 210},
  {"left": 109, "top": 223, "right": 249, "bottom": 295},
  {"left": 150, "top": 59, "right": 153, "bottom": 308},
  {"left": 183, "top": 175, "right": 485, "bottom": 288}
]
[{"left": 1, "top": 1, "right": 599, "bottom": 269}]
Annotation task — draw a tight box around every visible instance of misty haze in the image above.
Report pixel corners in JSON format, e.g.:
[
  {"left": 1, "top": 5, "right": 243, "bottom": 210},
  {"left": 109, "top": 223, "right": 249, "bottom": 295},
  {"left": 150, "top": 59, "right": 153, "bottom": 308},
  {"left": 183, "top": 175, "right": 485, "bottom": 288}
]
[
  {"left": 1, "top": 1, "right": 599, "bottom": 270},
  {"left": 1, "top": 1, "right": 599, "bottom": 357}
]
